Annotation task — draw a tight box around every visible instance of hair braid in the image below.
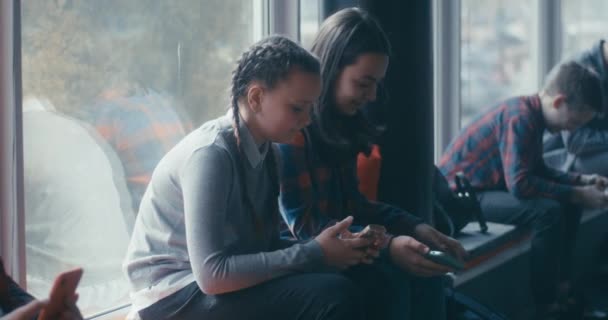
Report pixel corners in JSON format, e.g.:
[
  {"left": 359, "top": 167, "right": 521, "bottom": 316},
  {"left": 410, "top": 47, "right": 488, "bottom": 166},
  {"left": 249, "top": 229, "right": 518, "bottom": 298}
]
[{"left": 228, "top": 35, "right": 320, "bottom": 238}]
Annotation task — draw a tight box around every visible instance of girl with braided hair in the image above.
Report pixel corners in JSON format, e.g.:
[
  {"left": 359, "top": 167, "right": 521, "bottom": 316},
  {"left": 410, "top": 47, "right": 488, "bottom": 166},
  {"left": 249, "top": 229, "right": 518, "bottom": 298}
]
[{"left": 123, "top": 35, "right": 376, "bottom": 320}]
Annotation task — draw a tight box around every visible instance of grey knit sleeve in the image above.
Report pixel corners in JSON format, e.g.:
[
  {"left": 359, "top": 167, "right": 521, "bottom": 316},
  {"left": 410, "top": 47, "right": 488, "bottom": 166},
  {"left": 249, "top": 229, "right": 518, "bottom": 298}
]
[{"left": 180, "top": 145, "right": 326, "bottom": 295}]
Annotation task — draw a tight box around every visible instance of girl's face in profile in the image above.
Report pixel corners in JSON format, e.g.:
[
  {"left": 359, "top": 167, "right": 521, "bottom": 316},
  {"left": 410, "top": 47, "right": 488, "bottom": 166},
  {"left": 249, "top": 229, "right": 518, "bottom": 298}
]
[
  {"left": 254, "top": 68, "right": 322, "bottom": 143},
  {"left": 333, "top": 53, "right": 389, "bottom": 116}
]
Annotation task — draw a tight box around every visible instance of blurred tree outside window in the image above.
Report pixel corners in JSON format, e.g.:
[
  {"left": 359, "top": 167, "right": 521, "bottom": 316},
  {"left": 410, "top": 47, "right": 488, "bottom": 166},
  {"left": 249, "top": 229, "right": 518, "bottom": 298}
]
[
  {"left": 562, "top": 0, "right": 608, "bottom": 59},
  {"left": 300, "top": 0, "right": 320, "bottom": 49},
  {"left": 460, "top": 0, "right": 537, "bottom": 127},
  {"left": 20, "top": 0, "right": 262, "bottom": 315}
]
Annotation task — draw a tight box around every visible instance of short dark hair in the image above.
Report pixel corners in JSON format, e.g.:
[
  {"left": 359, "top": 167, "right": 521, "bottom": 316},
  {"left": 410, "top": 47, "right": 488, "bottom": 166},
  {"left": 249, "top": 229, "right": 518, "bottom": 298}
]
[
  {"left": 309, "top": 8, "right": 391, "bottom": 160},
  {"left": 543, "top": 61, "right": 603, "bottom": 114}
]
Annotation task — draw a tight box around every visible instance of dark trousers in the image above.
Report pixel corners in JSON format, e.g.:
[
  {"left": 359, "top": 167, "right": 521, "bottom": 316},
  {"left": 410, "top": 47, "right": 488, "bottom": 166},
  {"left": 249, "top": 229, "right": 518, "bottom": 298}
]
[
  {"left": 344, "top": 255, "right": 446, "bottom": 320},
  {"left": 139, "top": 273, "right": 365, "bottom": 320},
  {"left": 478, "top": 191, "right": 582, "bottom": 305},
  {"left": 139, "top": 258, "right": 446, "bottom": 320}
]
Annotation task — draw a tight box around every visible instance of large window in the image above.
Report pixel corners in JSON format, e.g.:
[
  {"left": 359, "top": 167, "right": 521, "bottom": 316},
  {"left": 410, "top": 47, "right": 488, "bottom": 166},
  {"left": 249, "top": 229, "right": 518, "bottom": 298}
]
[
  {"left": 434, "top": 0, "right": 608, "bottom": 160},
  {"left": 460, "top": 0, "right": 537, "bottom": 127},
  {"left": 20, "top": 0, "right": 263, "bottom": 316},
  {"left": 562, "top": 0, "right": 608, "bottom": 59},
  {"left": 300, "top": 0, "right": 321, "bottom": 48}
]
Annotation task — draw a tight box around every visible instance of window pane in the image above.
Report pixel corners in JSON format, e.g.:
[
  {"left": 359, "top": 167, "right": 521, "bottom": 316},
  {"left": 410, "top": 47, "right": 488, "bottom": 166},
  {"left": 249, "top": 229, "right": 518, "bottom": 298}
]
[
  {"left": 300, "top": 0, "right": 320, "bottom": 48},
  {"left": 562, "top": 0, "right": 608, "bottom": 59},
  {"left": 461, "top": 0, "right": 537, "bottom": 127},
  {"left": 20, "top": 1, "right": 261, "bottom": 316}
]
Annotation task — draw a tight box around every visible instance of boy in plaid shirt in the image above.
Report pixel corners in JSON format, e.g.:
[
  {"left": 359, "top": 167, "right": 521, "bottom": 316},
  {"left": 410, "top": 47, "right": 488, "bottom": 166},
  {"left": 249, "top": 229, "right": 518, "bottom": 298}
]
[{"left": 439, "top": 61, "right": 608, "bottom": 318}]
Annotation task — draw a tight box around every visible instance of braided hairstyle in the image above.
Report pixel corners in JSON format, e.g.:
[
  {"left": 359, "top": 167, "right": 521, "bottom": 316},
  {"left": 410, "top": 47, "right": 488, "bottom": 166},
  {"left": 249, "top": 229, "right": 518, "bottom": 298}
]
[{"left": 229, "top": 35, "right": 320, "bottom": 237}]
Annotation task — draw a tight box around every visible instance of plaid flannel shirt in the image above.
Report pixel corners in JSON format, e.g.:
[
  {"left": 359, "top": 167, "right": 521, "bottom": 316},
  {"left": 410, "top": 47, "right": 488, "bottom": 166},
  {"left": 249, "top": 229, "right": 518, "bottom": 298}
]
[
  {"left": 439, "top": 94, "right": 580, "bottom": 199},
  {"left": 277, "top": 129, "right": 423, "bottom": 240}
]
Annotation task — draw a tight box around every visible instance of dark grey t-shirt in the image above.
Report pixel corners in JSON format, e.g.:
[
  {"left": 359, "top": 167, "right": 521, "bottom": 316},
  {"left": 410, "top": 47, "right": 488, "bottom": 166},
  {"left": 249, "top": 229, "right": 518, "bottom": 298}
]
[{"left": 123, "top": 113, "right": 325, "bottom": 312}]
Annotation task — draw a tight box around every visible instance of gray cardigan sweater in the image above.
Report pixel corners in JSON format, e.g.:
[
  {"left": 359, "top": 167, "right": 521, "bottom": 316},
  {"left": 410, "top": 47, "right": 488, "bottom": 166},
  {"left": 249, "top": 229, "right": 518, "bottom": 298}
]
[{"left": 123, "top": 113, "right": 325, "bottom": 312}]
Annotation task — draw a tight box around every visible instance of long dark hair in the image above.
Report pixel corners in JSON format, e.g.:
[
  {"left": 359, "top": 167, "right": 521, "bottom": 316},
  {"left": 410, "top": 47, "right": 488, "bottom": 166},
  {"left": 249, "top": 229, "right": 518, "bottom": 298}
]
[
  {"left": 309, "top": 8, "right": 391, "bottom": 163},
  {"left": 229, "top": 35, "right": 320, "bottom": 235}
]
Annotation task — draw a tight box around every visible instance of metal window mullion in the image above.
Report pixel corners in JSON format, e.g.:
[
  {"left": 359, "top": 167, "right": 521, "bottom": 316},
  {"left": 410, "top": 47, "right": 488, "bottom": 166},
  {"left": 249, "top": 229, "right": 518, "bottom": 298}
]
[
  {"left": 253, "top": 0, "right": 270, "bottom": 40},
  {"left": 0, "top": 0, "right": 26, "bottom": 286},
  {"left": 269, "top": 0, "right": 300, "bottom": 42},
  {"left": 433, "top": 0, "right": 461, "bottom": 163},
  {"left": 537, "top": 0, "right": 562, "bottom": 88}
]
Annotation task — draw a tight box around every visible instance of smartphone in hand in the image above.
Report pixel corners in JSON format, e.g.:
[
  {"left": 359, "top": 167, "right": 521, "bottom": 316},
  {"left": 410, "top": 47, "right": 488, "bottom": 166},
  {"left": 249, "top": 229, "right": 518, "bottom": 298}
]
[
  {"left": 425, "top": 250, "right": 465, "bottom": 270},
  {"left": 357, "top": 224, "right": 387, "bottom": 249},
  {"left": 358, "top": 224, "right": 386, "bottom": 239},
  {"left": 38, "top": 268, "right": 83, "bottom": 320}
]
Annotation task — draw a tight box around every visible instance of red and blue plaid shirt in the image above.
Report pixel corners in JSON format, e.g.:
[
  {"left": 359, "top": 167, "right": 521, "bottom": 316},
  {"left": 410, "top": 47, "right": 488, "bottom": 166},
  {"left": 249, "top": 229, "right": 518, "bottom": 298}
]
[
  {"left": 439, "top": 94, "right": 580, "bottom": 200},
  {"left": 83, "top": 90, "right": 191, "bottom": 212},
  {"left": 277, "top": 129, "right": 423, "bottom": 240}
]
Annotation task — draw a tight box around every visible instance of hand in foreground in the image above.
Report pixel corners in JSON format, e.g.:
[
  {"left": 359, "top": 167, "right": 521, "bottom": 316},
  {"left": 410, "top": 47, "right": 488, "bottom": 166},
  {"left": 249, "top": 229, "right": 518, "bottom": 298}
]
[
  {"left": 414, "top": 224, "right": 468, "bottom": 262},
  {"left": 316, "top": 216, "right": 374, "bottom": 269}
]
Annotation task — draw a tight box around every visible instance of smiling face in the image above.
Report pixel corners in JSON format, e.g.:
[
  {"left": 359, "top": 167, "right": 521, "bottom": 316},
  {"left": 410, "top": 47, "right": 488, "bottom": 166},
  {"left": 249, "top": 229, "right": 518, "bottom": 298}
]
[
  {"left": 333, "top": 53, "right": 389, "bottom": 116},
  {"left": 249, "top": 67, "right": 322, "bottom": 144}
]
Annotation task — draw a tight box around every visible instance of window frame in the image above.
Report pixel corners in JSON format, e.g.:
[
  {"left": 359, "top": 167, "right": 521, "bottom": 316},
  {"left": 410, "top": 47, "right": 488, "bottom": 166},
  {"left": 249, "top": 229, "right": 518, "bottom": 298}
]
[
  {"left": 269, "top": 0, "right": 301, "bottom": 41},
  {"left": 432, "top": 0, "right": 461, "bottom": 163},
  {"left": 1, "top": 0, "right": 26, "bottom": 287},
  {"left": 1, "top": 0, "right": 308, "bottom": 318},
  {"left": 433, "top": 0, "right": 563, "bottom": 162}
]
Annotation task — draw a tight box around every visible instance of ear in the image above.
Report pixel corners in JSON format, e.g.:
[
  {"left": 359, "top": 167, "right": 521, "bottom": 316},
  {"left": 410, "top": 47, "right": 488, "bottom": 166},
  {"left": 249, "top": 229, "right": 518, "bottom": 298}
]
[
  {"left": 246, "top": 83, "right": 264, "bottom": 114},
  {"left": 553, "top": 94, "right": 566, "bottom": 109}
]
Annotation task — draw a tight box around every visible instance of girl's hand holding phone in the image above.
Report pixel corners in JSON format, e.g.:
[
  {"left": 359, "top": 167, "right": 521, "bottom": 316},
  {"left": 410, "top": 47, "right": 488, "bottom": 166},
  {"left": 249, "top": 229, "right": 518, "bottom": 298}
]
[{"left": 316, "top": 217, "right": 375, "bottom": 269}]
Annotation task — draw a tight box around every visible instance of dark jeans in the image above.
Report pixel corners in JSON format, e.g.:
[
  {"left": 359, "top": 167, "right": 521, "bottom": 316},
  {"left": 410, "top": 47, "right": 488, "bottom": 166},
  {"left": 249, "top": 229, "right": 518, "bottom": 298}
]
[
  {"left": 478, "top": 191, "right": 582, "bottom": 305},
  {"left": 344, "top": 254, "right": 446, "bottom": 320},
  {"left": 139, "top": 258, "right": 446, "bottom": 320},
  {"left": 139, "top": 273, "right": 364, "bottom": 320}
]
